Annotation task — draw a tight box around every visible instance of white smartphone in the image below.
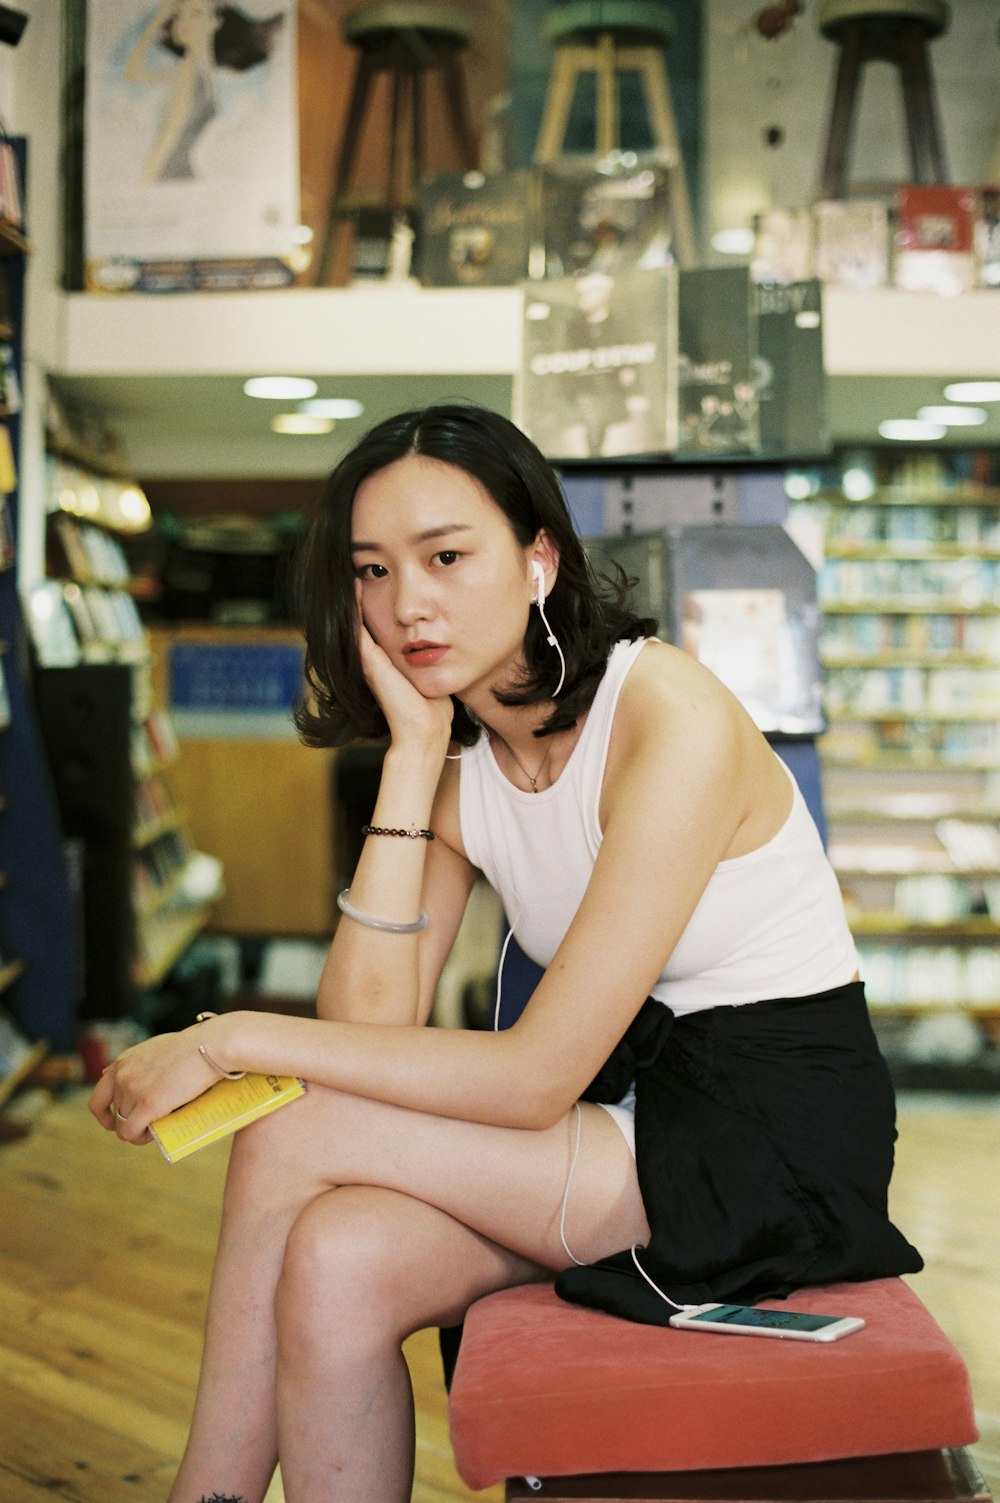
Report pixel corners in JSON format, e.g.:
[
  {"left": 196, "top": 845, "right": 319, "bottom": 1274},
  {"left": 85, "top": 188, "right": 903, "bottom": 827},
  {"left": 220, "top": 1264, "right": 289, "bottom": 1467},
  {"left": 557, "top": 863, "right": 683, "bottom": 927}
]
[{"left": 668, "top": 1302, "right": 865, "bottom": 1343}]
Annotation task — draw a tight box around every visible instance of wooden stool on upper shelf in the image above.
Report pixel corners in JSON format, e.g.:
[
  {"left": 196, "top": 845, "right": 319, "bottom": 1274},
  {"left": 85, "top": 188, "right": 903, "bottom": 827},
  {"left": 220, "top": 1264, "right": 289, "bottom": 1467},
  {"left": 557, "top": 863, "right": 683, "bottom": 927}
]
[
  {"left": 315, "top": 2, "right": 477, "bottom": 285},
  {"left": 818, "top": 0, "right": 951, "bottom": 200},
  {"left": 534, "top": 0, "right": 697, "bottom": 267}
]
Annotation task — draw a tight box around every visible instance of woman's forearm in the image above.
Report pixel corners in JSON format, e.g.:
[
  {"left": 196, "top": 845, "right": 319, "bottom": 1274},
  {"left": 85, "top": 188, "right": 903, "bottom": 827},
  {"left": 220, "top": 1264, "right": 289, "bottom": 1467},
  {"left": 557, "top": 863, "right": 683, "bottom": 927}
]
[
  {"left": 318, "top": 741, "right": 447, "bottom": 1025},
  {"left": 209, "top": 1008, "right": 564, "bottom": 1130}
]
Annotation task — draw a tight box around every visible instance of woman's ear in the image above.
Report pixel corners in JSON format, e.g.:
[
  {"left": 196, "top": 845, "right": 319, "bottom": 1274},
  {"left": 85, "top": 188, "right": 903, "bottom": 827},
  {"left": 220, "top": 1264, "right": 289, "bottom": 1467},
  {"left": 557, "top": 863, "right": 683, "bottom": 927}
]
[{"left": 529, "top": 531, "right": 560, "bottom": 600}]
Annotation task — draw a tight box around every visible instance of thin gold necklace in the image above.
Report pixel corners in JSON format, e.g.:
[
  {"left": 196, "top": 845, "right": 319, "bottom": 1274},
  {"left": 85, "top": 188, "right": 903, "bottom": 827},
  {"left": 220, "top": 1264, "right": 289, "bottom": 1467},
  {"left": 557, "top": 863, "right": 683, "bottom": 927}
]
[{"left": 489, "top": 730, "right": 554, "bottom": 793}]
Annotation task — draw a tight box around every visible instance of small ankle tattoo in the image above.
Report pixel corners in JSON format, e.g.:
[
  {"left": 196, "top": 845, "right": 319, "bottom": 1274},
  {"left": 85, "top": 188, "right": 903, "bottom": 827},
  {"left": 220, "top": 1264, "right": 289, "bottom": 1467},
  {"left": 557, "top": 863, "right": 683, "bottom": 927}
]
[{"left": 196, "top": 1494, "right": 247, "bottom": 1503}]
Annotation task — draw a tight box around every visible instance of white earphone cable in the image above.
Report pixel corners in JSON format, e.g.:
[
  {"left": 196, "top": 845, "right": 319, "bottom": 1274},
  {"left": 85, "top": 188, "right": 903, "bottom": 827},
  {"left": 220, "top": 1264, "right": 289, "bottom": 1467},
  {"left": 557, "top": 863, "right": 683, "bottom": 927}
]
[{"left": 536, "top": 595, "right": 566, "bottom": 697}]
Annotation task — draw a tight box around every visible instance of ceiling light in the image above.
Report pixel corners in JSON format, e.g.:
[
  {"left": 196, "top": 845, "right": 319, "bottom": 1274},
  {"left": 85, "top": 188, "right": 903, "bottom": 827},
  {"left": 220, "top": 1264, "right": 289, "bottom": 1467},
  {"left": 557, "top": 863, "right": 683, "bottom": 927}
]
[
  {"left": 783, "top": 473, "right": 814, "bottom": 500},
  {"left": 710, "top": 227, "right": 755, "bottom": 256},
  {"left": 299, "top": 398, "right": 365, "bottom": 419},
  {"left": 794, "top": 310, "right": 821, "bottom": 329},
  {"left": 244, "top": 376, "right": 318, "bottom": 400},
  {"left": 842, "top": 466, "right": 876, "bottom": 500},
  {"left": 878, "top": 419, "right": 946, "bottom": 442},
  {"left": 271, "top": 413, "right": 335, "bottom": 435},
  {"left": 917, "top": 405, "right": 988, "bottom": 427},
  {"left": 942, "top": 381, "right": 1000, "bottom": 403},
  {"left": 118, "top": 485, "right": 153, "bottom": 529}
]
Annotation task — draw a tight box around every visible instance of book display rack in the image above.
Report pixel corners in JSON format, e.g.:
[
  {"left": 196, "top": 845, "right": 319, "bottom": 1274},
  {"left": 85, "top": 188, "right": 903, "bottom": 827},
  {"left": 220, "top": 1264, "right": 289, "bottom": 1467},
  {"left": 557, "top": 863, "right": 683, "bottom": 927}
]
[
  {"left": 31, "top": 456, "right": 223, "bottom": 1022},
  {"left": 791, "top": 452, "right": 1000, "bottom": 1034},
  {"left": 0, "top": 142, "right": 77, "bottom": 1095}
]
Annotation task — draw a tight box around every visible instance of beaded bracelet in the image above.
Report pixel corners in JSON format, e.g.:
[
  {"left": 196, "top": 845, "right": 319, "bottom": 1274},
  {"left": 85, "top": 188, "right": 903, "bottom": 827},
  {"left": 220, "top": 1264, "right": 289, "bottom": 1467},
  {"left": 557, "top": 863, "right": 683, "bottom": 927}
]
[
  {"left": 195, "top": 1010, "right": 247, "bottom": 1080},
  {"left": 337, "top": 888, "right": 428, "bottom": 934},
  {"left": 362, "top": 824, "right": 435, "bottom": 840}
]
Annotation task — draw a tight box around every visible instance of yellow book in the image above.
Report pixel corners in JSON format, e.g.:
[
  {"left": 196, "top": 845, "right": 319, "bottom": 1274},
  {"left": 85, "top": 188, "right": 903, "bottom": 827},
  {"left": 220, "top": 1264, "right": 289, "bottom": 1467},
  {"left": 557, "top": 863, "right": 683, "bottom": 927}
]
[{"left": 150, "top": 1072, "right": 306, "bottom": 1163}]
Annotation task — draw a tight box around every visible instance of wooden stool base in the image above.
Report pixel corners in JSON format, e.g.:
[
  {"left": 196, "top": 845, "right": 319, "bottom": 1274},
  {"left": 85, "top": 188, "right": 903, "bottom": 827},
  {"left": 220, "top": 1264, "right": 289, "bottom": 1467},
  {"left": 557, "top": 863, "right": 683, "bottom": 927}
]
[{"left": 506, "top": 1447, "right": 992, "bottom": 1503}]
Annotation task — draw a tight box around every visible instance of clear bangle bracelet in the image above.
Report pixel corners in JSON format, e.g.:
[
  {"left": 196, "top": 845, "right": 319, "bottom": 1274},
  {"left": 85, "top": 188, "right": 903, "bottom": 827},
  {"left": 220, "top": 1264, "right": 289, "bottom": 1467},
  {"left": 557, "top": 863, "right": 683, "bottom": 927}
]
[
  {"left": 336, "top": 888, "right": 428, "bottom": 934},
  {"left": 195, "top": 1010, "right": 247, "bottom": 1080}
]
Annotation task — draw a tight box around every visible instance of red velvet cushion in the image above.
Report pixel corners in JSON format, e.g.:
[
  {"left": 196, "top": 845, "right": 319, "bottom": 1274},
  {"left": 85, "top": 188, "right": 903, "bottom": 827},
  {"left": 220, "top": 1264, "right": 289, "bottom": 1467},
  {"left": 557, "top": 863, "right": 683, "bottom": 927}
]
[{"left": 448, "top": 1278, "right": 977, "bottom": 1490}]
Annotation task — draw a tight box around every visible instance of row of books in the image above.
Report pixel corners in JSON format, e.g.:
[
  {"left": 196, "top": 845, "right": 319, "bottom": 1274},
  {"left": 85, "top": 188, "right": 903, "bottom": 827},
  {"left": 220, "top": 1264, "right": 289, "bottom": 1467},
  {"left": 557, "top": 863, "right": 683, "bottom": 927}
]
[
  {"left": 834, "top": 820, "right": 1000, "bottom": 874},
  {"left": 820, "top": 611, "right": 1000, "bottom": 658},
  {"left": 413, "top": 157, "right": 674, "bottom": 288},
  {"left": 395, "top": 164, "right": 1000, "bottom": 297},
  {"left": 0, "top": 139, "right": 23, "bottom": 231},
  {"left": 46, "top": 456, "right": 152, "bottom": 537},
  {"left": 798, "top": 502, "right": 1000, "bottom": 550},
  {"left": 515, "top": 264, "right": 825, "bottom": 460},
  {"left": 133, "top": 826, "right": 192, "bottom": 914},
  {"left": 824, "top": 666, "right": 1000, "bottom": 718},
  {"left": 132, "top": 709, "right": 179, "bottom": 780},
  {"left": 858, "top": 943, "right": 1000, "bottom": 1007},
  {"left": 49, "top": 513, "right": 131, "bottom": 587},
  {"left": 860, "top": 450, "right": 1000, "bottom": 497},
  {"left": 822, "top": 719, "right": 1000, "bottom": 765},
  {"left": 753, "top": 186, "right": 1000, "bottom": 295},
  {"left": 0, "top": 495, "right": 13, "bottom": 571},
  {"left": 0, "top": 344, "right": 20, "bottom": 416},
  {"left": 134, "top": 770, "right": 178, "bottom": 846},
  {"left": 26, "top": 580, "right": 145, "bottom": 667},
  {"left": 818, "top": 556, "right": 1000, "bottom": 606},
  {"left": 895, "top": 872, "right": 1000, "bottom": 924}
]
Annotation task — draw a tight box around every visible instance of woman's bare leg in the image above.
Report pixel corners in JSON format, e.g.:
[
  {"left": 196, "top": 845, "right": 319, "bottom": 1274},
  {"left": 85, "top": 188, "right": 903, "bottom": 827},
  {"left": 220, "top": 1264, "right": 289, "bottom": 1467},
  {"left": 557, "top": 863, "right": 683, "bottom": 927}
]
[
  {"left": 167, "top": 1087, "right": 646, "bottom": 1503},
  {"left": 276, "top": 1186, "right": 545, "bottom": 1502}
]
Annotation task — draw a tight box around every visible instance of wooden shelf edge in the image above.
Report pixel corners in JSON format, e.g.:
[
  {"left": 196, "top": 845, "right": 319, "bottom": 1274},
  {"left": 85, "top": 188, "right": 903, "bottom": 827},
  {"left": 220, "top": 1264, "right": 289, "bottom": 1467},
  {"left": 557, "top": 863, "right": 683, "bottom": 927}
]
[
  {"left": 869, "top": 1003, "right": 1000, "bottom": 1018},
  {"left": 0, "top": 1039, "right": 49, "bottom": 1111},
  {"left": 133, "top": 905, "right": 213, "bottom": 990},
  {"left": 0, "top": 958, "right": 25, "bottom": 995},
  {"left": 0, "top": 221, "right": 29, "bottom": 257},
  {"left": 849, "top": 917, "right": 1000, "bottom": 937}
]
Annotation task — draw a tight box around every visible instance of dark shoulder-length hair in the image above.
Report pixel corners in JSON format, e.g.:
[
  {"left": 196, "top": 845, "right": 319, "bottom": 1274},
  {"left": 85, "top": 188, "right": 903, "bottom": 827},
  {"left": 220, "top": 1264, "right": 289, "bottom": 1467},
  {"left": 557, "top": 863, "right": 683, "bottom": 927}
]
[
  {"left": 293, "top": 404, "right": 656, "bottom": 749},
  {"left": 161, "top": 5, "right": 284, "bottom": 70}
]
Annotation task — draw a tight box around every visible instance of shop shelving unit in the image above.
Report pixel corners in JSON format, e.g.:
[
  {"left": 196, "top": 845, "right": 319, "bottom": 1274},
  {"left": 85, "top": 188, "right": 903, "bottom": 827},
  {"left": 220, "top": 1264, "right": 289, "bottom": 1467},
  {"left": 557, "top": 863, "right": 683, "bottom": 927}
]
[
  {"left": 793, "top": 460, "right": 1000, "bottom": 1034},
  {"left": 31, "top": 459, "right": 223, "bottom": 1020}
]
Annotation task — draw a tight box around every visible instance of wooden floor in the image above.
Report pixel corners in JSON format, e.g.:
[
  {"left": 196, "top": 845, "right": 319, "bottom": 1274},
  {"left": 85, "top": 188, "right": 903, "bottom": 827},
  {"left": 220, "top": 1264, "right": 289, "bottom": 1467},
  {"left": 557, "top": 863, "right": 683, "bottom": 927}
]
[{"left": 0, "top": 1086, "right": 997, "bottom": 1503}]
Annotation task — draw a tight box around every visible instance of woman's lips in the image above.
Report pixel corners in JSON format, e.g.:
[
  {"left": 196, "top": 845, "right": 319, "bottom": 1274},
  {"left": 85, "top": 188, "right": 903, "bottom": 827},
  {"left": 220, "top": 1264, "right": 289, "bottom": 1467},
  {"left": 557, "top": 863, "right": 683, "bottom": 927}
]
[{"left": 403, "top": 643, "right": 449, "bottom": 667}]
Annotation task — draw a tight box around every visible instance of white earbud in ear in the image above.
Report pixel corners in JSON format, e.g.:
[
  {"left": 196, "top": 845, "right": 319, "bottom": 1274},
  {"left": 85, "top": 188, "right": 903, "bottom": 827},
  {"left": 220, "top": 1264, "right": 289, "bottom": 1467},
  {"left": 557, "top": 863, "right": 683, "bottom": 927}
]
[
  {"left": 530, "top": 559, "right": 565, "bottom": 698},
  {"left": 531, "top": 560, "right": 546, "bottom": 606}
]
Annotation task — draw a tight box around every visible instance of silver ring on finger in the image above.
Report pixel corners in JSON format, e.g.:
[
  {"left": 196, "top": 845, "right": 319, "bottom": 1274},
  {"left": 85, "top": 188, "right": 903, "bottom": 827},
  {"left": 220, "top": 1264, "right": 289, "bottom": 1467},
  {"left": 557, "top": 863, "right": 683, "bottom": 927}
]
[{"left": 113, "top": 1104, "right": 129, "bottom": 1121}]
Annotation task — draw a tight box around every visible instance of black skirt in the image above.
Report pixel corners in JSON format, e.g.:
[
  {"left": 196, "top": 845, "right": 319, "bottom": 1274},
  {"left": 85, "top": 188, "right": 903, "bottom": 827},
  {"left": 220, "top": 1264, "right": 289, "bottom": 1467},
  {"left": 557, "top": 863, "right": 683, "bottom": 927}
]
[{"left": 556, "top": 980, "right": 924, "bottom": 1326}]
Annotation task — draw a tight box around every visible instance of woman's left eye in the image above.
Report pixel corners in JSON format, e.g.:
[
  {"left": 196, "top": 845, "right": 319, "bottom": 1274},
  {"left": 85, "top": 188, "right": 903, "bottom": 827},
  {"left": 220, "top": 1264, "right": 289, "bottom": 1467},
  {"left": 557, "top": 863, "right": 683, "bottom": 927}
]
[{"left": 433, "top": 550, "right": 460, "bottom": 567}]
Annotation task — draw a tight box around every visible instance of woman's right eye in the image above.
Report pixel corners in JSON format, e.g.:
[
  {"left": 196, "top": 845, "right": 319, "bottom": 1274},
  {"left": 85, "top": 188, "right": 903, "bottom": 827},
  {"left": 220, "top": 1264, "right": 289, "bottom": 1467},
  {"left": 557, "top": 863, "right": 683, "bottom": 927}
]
[{"left": 356, "top": 563, "right": 388, "bottom": 580}]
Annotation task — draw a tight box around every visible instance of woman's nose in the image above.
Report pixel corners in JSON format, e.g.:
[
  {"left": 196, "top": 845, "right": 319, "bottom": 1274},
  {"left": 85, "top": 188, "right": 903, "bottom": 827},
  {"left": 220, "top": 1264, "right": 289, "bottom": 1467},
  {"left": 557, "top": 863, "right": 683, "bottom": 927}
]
[{"left": 393, "top": 570, "right": 433, "bottom": 625}]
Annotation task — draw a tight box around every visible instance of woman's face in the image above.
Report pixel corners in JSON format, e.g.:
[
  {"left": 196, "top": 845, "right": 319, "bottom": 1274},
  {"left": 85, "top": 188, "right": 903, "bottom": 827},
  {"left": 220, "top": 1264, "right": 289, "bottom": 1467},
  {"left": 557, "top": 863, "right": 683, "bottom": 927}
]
[
  {"left": 172, "top": 0, "right": 220, "bottom": 48},
  {"left": 351, "top": 455, "right": 545, "bottom": 704}
]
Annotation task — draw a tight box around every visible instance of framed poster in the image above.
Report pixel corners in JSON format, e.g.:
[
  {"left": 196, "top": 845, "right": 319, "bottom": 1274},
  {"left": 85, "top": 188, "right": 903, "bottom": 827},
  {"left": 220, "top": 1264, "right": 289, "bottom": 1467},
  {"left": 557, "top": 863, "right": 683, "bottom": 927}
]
[
  {"left": 84, "top": 0, "right": 300, "bottom": 291},
  {"left": 516, "top": 267, "right": 678, "bottom": 462}
]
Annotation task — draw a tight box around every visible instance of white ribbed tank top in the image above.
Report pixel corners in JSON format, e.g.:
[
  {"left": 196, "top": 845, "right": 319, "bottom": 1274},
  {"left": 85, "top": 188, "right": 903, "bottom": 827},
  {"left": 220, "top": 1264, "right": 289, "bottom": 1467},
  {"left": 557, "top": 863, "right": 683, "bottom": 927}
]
[{"left": 459, "top": 637, "right": 857, "bottom": 1016}]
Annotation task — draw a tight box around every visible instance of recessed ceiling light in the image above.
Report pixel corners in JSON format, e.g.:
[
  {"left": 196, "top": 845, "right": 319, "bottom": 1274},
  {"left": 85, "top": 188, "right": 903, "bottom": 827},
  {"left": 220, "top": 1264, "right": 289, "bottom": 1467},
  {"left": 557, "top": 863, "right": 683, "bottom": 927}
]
[
  {"left": 710, "top": 227, "right": 755, "bottom": 256},
  {"left": 842, "top": 467, "right": 876, "bottom": 500},
  {"left": 271, "top": 414, "right": 335, "bottom": 435},
  {"left": 299, "top": 398, "right": 365, "bottom": 419},
  {"left": 878, "top": 419, "right": 946, "bottom": 441},
  {"left": 917, "top": 405, "right": 988, "bottom": 426},
  {"left": 244, "top": 376, "right": 318, "bottom": 400},
  {"left": 942, "top": 381, "right": 1000, "bottom": 403},
  {"left": 783, "top": 473, "right": 814, "bottom": 500}
]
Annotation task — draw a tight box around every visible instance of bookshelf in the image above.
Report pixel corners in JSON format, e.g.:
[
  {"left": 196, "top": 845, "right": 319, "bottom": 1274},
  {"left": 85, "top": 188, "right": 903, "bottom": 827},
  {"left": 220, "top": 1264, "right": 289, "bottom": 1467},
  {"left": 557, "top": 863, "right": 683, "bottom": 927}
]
[
  {"left": 793, "top": 456, "right": 1000, "bottom": 1031},
  {"left": 29, "top": 456, "right": 223, "bottom": 1022}
]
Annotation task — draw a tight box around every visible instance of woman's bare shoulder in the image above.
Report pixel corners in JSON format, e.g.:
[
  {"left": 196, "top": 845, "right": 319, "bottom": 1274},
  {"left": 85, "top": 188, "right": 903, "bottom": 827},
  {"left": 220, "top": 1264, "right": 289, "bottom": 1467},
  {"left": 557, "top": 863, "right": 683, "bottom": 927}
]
[{"left": 616, "top": 639, "right": 744, "bottom": 744}]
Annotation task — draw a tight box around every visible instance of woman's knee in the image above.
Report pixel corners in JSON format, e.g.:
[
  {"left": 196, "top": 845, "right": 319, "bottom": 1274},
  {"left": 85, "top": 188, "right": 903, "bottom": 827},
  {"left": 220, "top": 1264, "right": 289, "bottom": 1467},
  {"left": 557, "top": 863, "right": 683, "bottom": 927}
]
[{"left": 276, "top": 1187, "right": 418, "bottom": 1353}]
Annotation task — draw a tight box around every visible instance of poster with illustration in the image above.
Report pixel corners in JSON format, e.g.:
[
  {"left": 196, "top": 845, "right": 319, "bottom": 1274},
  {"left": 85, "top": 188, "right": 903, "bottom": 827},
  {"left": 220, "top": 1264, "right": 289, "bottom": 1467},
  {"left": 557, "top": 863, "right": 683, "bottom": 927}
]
[{"left": 84, "top": 0, "right": 299, "bottom": 291}]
